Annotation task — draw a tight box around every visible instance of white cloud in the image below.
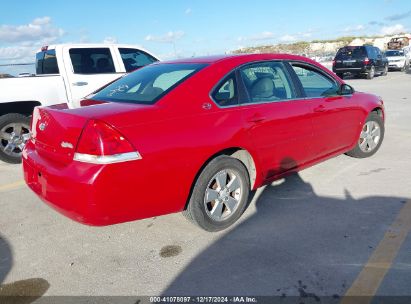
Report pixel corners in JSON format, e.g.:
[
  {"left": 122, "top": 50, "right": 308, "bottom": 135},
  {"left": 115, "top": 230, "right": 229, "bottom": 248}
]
[
  {"left": 145, "top": 31, "right": 185, "bottom": 43},
  {"left": 103, "top": 36, "right": 118, "bottom": 44},
  {"left": 237, "top": 31, "right": 275, "bottom": 42},
  {"left": 32, "top": 16, "right": 51, "bottom": 26},
  {"left": 280, "top": 35, "right": 297, "bottom": 42},
  {"left": 380, "top": 24, "right": 406, "bottom": 35},
  {"left": 0, "top": 16, "right": 64, "bottom": 43},
  {"left": 344, "top": 24, "right": 365, "bottom": 32},
  {"left": 0, "top": 45, "right": 38, "bottom": 75},
  {"left": 185, "top": 8, "right": 192, "bottom": 15},
  {"left": 0, "top": 46, "right": 35, "bottom": 61}
]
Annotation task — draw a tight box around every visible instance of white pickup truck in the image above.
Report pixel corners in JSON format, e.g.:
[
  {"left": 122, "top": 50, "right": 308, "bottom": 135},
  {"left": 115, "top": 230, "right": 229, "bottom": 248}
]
[{"left": 0, "top": 43, "right": 158, "bottom": 163}]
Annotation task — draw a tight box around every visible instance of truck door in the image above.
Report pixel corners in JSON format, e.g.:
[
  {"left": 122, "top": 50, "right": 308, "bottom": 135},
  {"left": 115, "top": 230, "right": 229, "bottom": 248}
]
[{"left": 63, "top": 46, "right": 123, "bottom": 107}]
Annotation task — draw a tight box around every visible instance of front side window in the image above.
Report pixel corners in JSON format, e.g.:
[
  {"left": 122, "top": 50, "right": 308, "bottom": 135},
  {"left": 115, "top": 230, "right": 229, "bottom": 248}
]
[
  {"left": 119, "top": 48, "right": 158, "bottom": 72},
  {"left": 240, "top": 62, "right": 295, "bottom": 103},
  {"left": 69, "top": 48, "right": 116, "bottom": 74},
  {"left": 91, "top": 63, "right": 207, "bottom": 104},
  {"left": 212, "top": 74, "right": 238, "bottom": 107},
  {"left": 291, "top": 64, "right": 339, "bottom": 97},
  {"left": 36, "top": 50, "right": 59, "bottom": 74}
]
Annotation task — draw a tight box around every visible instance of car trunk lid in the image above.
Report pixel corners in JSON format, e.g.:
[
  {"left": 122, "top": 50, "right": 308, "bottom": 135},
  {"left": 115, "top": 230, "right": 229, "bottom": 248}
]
[
  {"left": 31, "top": 106, "right": 89, "bottom": 165},
  {"left": 30, "top": 101, "right": 160, "bottom": 165}
]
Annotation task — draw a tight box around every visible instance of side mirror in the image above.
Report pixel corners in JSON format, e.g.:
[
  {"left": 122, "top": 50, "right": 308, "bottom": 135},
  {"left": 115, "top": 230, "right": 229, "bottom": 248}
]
[{"left": 339, "top": 84, "right": 354, "bottom": 95}]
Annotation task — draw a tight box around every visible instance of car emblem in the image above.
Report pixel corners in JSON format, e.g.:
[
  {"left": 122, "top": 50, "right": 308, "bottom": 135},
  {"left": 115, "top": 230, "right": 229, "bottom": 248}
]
[
  {"left": 61, "top": 142, "right": 74, "bottom": 149},
  {"left": 39, "top": 123, "right": 46, "bottom": 131}
]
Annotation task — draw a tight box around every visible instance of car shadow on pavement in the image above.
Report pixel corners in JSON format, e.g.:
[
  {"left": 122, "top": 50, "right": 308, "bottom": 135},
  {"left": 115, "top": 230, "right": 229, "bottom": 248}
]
[
  {"left": 0, "top": 234, "right": 50, "bottom": 303},
  {"left": 162, "top": 173, "right": 409, "bottom": 298}
]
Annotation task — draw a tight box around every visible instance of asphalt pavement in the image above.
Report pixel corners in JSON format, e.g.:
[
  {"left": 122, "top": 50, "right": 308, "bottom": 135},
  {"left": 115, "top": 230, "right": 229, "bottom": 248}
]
[{"left": 0, "top": 71, "right": 410, "bottom": 301}]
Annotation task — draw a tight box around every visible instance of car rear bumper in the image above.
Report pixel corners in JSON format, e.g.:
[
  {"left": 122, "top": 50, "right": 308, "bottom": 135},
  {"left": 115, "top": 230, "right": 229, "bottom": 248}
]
[
  {"left": 333, "top": 65, "right": 371, "bottom": 74},
  {"left": 22, "top": 141, "right": 183, "bottom": 226}
]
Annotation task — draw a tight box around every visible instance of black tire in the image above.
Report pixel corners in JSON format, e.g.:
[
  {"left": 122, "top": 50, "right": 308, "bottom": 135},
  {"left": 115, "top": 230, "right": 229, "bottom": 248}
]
[
  {"left": 401, "top": 63, "right": 406, "bottom": 72},
  {"left": 0, "top": 113, "right": 31, "bottom": 164},
  {"left": 336, "top": 73, "right": 344, "bottom": 79},
  {"left": 183, "top": 155, "right": 250, "bottom": 232},
  {"left": 346, "top": 112, "right": 384, "bottom": 158},
  {"left": 367, "top": 66, "right": 375, "bottom": 79},
  {"left": 382, "top": 64, "right": 388, "bottom": 76}
]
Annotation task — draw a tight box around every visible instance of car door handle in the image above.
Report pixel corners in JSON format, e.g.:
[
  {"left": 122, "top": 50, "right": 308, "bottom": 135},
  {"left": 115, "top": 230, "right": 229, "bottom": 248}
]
[
  {"left": 247, "top": 114, "right": 266, "bottom": 123},
  {"left": 314, "top": 105, "right": 326, "bottom": 112},
  {"left": 73, "top": 81, "right": 88, "bottom": 86}
]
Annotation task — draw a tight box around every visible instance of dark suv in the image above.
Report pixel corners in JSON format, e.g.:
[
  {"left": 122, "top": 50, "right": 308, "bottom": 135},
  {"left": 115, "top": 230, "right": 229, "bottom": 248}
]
[{"left": 332, "top": 45, "right": 388, "bottom": 79}]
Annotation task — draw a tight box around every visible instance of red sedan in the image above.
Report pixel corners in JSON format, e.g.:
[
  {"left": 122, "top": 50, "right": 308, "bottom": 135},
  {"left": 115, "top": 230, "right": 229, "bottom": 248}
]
[{"left": 22, "top": 54, "right": 385, "bottom": 231}]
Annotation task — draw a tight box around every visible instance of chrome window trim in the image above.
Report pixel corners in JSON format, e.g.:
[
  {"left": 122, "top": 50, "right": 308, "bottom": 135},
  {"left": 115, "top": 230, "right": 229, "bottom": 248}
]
[{"left": 208, "top": 59, "right": 350, "bottom": 109}]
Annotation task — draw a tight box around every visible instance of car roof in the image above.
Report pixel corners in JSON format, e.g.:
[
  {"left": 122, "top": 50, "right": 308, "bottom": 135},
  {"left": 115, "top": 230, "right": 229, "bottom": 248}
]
[{"left": 160, "top": 53, "right": 316, "bottom": 64}]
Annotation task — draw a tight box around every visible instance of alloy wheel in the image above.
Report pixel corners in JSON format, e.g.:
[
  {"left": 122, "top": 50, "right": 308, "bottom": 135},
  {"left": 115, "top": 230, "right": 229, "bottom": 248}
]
[
  {"left": 203, "top": 169, "right": 243, "bottom": 221},
  {"left": 0, "top": 122, "right": 31, "bottom": 158},
  {"left": 359, "top": 121, "right": 381, "bottom": 153}
]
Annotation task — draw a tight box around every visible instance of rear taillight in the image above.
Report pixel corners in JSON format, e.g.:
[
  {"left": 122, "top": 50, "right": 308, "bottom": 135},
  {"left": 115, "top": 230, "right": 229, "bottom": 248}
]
[
  {"left": 364, "top": 58, "right": 370, "bottom": 65},
  {"left": 74, "top": 119, "right": 141, "bottom": 164},
  {"left": 332, "top": 60, "right": 336, "bottom": 66}
]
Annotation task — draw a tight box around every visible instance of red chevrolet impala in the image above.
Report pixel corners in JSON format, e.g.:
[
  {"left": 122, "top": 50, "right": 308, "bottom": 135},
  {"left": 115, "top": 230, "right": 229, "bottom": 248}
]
[{"left": 22, "top": 54, "right": 385, "bottom": 231}]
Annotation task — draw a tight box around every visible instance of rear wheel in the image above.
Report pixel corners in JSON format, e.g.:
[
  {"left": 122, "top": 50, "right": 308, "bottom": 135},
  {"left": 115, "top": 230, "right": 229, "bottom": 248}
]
[
  {"left": 183, "top": 156, "right": 250, "bottom": 232},
  {"left": 382, "top": 64, "right": 388, "bottom": 76},
  {"left": 0, "top": 114, "right": 31, "bottom": 164},
  {"left": 367, "top": 66, "right": 375, "bottom": 79},
  {"left": 346, "top": 112, "right": 384, "bottom": 158}
]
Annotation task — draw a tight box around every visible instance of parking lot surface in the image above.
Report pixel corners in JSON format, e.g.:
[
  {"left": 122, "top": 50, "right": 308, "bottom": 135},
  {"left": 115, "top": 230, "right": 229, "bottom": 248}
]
[{"left": 0, "top": 71, "right": 411, "bottom": 299}]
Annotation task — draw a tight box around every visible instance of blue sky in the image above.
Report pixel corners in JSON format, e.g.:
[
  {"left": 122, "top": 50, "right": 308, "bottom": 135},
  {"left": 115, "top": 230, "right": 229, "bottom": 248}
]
[{"left": 0, "top": 0, "right": 410, "bottom": 75}]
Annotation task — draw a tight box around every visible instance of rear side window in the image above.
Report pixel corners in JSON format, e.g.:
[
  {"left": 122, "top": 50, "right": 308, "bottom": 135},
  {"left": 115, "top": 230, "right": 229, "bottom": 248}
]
[
  {"left": 368, "top": 47, "right": 377, "bottom": 59},
  {"left": 240, "top": 61, "right": 295, "bottom": 103},
  {"left": 335, "top": 47, "right": 366, "bottom": 60},
  {"left": 291, "top": 64, "right": 339, "bottom": 97},
  {"left": 36, "top": 50, "right": 59, "bottom": 74},
  {"left": 212, "top": 74, "right": 238, "bottom": 107},
  {"left": 119, "top": 48, "right": 158, "bottom": 72},
  {"left": 69, "top": 48, "right": 116, "bottom": 74}
]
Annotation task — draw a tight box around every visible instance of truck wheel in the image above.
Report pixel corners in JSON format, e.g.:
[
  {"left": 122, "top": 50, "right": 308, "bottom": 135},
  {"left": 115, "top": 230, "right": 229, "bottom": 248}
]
[
  {"left": 183, "top": 156, "right": 250, "bottom": 232},
  {"left": 367, "top": 66, "right": 375, "bottom": 79},
  {"left": 346, "top": 112, "right": 384, "bottom": 158},
  {"left": 0, "top": 114, "right": 31, "bottom": 164}
]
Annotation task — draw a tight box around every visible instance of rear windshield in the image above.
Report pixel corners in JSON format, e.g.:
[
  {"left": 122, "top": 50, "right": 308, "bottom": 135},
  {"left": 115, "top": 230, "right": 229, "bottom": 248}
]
[
  {"left": 36, "top": 49, "right": 59, "bottom": 74},
  {"left": 335, "top": 47, "right": 366, "bottom": 60},
  {"left": 385, "top": 50, "right": 404, "bottom": 56},
  {"left": 91, "top": 63, "right": 207, "bottom": 104}
]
